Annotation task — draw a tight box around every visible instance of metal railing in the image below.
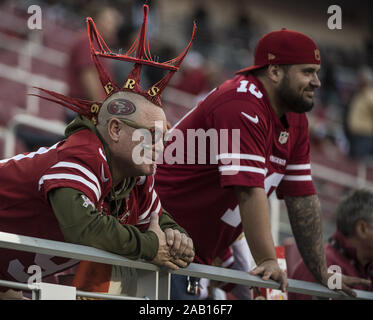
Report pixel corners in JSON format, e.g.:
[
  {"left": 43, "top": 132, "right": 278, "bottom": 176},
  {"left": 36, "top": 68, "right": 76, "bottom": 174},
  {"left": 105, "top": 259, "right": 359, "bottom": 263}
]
[
  {"left": 0, "top": 232, "right": 372, "bottom": 300},
  {"left": 1, "top": 90, "right": 373, "bottom": 248},
  {"left": 0, "top": 32, "right": 68, "bottom": 68},
  {"left": 3, "top": 113, "right": 65, "bottom": 158}
]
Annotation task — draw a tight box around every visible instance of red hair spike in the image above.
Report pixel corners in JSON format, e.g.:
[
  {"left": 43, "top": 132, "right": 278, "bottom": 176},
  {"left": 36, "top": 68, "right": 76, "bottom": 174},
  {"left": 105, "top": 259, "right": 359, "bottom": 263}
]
[{"left": 32, "top": 4, "right": 196, "bottom": 124}]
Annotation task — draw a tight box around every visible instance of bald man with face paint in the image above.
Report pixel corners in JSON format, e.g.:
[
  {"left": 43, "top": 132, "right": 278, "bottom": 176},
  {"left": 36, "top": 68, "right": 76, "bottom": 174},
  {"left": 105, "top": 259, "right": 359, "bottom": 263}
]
[{"left": 0, "top": 88, "right": 194, "bottom": 297}]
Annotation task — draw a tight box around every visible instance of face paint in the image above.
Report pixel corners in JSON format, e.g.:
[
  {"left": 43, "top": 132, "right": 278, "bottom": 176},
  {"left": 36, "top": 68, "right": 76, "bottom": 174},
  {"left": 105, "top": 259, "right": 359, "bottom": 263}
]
[{"left": 107, "top": 99, "right": 136, "bottom": 116}]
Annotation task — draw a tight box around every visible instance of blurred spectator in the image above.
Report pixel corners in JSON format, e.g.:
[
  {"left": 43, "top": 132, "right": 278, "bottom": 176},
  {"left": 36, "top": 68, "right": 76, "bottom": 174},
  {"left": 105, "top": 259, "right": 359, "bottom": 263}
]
[
  {"left": 222, "top": 4, "right": 254, "bottom": 72},
  {"left": 346, "top": 66, "right": 373, "bottom": 160},
  {"left": 112, "top": 22, "right": 138, "bottom": 87},
  {"left": 366, "top": 38, "right": 373, "bottom": 68},
  {"left": 106, "top": 1, "right": 166, "bottom": 99},
  {"left": 143, "top": 41, "right": 176, "bottom": 90},
  {"left": 15, "top": 3, "right": 123, "bottom": 152},
  {"left": 187, "top": 5, "right": 215, "bottom": 58},
  {"left": 289, "top": 189, "right": 373, "bottom": 300},
  {"left": 66, "top": 4, "right": 122, "bottom": 122},
  {"left": 171, "top": 50, "right": 210, "bottom": 96},
  {"left": 228, "top": 12, "right": 253, "bottom": 51},
  {"left": 319, "top": 53, "right": 339, "bottom": 109}
]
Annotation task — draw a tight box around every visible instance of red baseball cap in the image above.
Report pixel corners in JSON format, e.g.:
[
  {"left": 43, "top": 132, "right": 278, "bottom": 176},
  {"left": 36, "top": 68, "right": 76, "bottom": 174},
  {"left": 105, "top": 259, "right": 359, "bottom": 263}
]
[{"left": 236, "top": 28, "right": 321, "bottom": 74}]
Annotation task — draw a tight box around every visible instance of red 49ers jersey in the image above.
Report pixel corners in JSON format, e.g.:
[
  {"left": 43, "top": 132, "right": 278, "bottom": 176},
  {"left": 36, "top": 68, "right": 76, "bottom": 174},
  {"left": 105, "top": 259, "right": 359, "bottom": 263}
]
[
  {"left": 0, "top": 129, "right": 161, "bottom": 284},
  {"left": 155, "top": 74, "right": 316, "bottom": 265}
]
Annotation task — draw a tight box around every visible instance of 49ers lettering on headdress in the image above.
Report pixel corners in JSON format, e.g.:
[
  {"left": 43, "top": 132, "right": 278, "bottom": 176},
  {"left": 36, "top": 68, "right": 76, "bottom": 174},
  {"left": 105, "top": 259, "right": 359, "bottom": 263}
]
[{"left": 32, "top": 4, "right": 196, "bottom": 124}]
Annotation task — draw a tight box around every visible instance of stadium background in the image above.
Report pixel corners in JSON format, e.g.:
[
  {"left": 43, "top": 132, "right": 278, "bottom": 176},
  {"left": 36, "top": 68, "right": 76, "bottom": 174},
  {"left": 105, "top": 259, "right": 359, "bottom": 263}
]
[{"left": 0, "top": 0, "right": 372, "bottom": 255}]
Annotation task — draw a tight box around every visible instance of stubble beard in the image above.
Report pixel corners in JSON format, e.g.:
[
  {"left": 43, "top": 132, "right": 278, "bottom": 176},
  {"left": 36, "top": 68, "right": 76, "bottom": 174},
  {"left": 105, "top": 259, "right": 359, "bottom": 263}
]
[{"left": 277, "top": 74, "right": 315, "bottom": 114}]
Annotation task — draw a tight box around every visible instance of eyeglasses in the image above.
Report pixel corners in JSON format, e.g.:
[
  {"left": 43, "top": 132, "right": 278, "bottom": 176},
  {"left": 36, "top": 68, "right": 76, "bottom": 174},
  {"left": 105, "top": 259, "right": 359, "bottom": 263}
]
[{"left": 117, "top": 118, "right": 165, "bottom": 146}]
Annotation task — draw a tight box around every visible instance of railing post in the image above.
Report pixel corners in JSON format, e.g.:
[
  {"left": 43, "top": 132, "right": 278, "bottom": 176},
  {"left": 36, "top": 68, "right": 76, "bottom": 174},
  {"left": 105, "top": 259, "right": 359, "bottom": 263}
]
[
  {"left": 357, "top": 161, "right": 367, "bottom": 188},
  {"left": 32, "top": 282, "right": 76, "bottom": 300},
  {"left": 157, "top": 269, "right": 171, "bottom": 300},
  {"left": 4, "top": 127, "right": 16, "bottom": 159},
  {"left": 269, "top": 194, "right": 280, "bottom": 246},
  {"left": 136, "top": 269, "right": 158, "bottom": 300}
]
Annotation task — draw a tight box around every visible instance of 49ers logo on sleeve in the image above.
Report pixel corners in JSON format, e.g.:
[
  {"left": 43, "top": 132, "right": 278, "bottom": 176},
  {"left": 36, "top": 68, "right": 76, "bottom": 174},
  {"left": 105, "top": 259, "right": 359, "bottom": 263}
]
[
  {"left": 107, "top": 99, "right": 136, "bottom": 115},
  {"left": 278, "top": 131, "right": 289, "bottom": 144}
]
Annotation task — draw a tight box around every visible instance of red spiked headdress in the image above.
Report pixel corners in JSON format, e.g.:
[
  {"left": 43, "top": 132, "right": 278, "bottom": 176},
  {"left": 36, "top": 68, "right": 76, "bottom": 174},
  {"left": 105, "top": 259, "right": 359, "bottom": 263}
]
[{"left": 33, "top": 4, "right": 196, "bottom": 125}]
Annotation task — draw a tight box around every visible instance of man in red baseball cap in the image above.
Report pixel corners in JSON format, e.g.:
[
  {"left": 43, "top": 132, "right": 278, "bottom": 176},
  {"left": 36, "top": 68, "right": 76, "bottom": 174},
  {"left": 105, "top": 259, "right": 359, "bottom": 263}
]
[
  {"left": 155, "top": 28, "right": 371, "bottom": 299},
  {"left": 235, "top": 28, "right": 322, "bottom": 115}
]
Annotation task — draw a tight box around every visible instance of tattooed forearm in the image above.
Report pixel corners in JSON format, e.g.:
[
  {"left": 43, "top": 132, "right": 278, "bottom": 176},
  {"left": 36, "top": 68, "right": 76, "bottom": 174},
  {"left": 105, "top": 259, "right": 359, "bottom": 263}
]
[{"left": 284, "top": 194, "right": 327, "bottom": 283}]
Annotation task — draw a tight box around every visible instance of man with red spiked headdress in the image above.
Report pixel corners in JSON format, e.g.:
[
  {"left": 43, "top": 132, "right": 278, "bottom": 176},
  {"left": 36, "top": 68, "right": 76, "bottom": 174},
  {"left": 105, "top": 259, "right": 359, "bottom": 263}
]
[
  {"left": 0, "top": 4, "right": 196, "bottom": 298},
  {"left": 154, "top": 28, "right": 371, "bottom": 299}
]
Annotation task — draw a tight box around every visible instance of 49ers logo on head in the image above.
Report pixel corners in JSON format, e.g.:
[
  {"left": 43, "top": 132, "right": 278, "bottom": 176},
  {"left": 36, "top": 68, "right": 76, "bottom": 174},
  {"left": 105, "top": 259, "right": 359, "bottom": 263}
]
[{"left": 107, "top": 99, "right": 136, "bottom": 115}]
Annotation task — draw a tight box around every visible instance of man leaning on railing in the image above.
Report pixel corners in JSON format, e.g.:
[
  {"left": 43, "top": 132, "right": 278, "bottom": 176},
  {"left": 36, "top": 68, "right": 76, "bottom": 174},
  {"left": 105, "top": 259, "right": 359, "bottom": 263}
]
[{"left": 0, "top": 4, "right": 196, "bottom": 299}]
